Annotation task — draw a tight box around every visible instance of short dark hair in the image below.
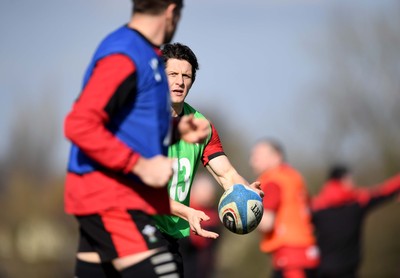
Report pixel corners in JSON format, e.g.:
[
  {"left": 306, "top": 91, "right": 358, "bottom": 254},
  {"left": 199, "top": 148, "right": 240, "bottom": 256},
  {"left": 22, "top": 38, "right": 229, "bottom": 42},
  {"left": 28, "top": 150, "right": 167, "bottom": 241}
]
[
  {"left": 162, "top": 42, "right": 199, "bottom": 82},
  {"left": 132, "top": 0, "right": 183, "bottom": 15},
  {"left": 328, "top": 164, "right": 350, "bottom": 180}
]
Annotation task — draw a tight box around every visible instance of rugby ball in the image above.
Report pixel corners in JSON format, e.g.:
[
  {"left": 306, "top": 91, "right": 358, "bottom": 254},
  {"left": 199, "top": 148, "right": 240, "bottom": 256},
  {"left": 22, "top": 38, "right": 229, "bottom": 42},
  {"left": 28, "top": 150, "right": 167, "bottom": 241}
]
[{"left": 218, "top": 184, "right": 263, "bottom": 234}]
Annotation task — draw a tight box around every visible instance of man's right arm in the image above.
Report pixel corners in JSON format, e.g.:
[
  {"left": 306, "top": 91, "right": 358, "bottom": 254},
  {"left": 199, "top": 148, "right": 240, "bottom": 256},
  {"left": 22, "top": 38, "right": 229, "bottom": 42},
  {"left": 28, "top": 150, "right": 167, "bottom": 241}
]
[
  {"left": 64, "top": 54, "right": 175, "bottom": 187},
  {"left": 258, "top": 182, "right": 281, "bottom": 234},
  {"left": 64, "top": 54, "right": 140, "bottom": 173},
  {"left": 169, "top": 199, "right": 219, "bottom": 239}
]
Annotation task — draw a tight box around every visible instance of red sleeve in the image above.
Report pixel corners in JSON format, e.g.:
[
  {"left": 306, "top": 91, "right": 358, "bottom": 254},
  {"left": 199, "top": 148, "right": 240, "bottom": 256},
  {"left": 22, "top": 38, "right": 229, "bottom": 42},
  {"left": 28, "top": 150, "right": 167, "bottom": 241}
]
[
  {"left": 64, "top": 54, "right": 140, "bottom": 173},
  {"left": 360, "top": 174, "right": 400, "bottom": 207},
  {"left": 374, "top": 174, "right": 400, "bottom": 196},
  {"left": 262, "top": 182, "right": 281, "bottom": 211},
  {"left": 201, "top": 123, "right": 225, "bottom": 166}
]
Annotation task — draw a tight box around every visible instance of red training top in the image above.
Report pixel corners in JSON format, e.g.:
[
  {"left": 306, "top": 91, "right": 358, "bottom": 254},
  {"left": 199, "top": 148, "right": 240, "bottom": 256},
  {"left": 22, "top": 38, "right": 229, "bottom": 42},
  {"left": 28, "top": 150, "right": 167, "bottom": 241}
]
[{"left": 64, "top": 54, "right": 170, "bottom": 215}]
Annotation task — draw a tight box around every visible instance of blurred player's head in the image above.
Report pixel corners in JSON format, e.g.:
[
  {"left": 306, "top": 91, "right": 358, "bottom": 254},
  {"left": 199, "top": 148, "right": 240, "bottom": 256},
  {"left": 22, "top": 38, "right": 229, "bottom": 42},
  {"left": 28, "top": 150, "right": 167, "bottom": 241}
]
[
  {"left": 132, "top": 0, "right": 183, "bottom": 14},
  {"left": 162, "top": 43, "right": 199, "bottom": 115},
  {"left": 250, "top": 138, "right": 286, "bottom": 176},
  {"left": 328, "top": 164, "right": 354, "bottom": 187},
  {"left": 132, "top": 0, "right": 184, "bottom": 44},
  {"left": 190, "top": 174, "right": 217, "bottom": 209}
]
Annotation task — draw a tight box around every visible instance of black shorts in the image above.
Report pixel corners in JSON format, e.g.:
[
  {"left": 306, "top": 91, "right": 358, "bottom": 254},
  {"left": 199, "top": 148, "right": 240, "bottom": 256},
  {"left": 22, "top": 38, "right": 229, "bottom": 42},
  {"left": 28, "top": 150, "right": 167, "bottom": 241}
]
[
  {"left": 273, "top": 268, "right": 318, "bottom": 278},
  {"left": 76, "top": 209, "right": 169, "bottom": 262}
]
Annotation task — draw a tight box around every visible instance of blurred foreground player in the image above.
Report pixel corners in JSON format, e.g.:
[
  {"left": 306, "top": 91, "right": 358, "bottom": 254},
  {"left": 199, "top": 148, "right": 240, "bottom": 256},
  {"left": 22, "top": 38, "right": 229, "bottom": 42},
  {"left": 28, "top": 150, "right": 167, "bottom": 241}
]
[
  {"left": 63, "top": 1, "right": 210, "bottom": 277},
  {"left": 311, "top": 165, "right": 400, "bottom": 278},
  {"left": 250, "top": 138, "right": 319, "bottom": 278}
]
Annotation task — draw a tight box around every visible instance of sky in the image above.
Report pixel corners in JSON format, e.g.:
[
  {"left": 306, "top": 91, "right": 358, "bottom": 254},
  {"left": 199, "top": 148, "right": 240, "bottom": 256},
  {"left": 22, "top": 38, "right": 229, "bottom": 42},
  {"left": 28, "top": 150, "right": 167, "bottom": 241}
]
[{"left": 0, "top": 0, "right": 394, "bottom": 173}]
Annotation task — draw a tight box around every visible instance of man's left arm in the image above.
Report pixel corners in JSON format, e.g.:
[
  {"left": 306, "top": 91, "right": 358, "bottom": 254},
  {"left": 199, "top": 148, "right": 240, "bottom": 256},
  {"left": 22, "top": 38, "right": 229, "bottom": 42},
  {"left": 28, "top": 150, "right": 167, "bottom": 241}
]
[
  {"left": 206, "top": 155, "right": 251, "bottom": 190},
  {"left": 202, "top": 124, "right": 262, "bottom": 195},
  {"left": 365, "top": 173, "right": 400, "bottom": 210}
]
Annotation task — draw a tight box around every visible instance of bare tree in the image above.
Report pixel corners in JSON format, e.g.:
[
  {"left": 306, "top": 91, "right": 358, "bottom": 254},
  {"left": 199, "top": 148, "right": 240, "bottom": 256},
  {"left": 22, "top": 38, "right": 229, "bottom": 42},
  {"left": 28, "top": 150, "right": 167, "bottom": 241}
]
[
  {"left": 3, "top": 88, "right": 59, "bottom": 183},
  {"left": 302, "top": 2, "right": 400, "bottom": 277},
  {"left": 304, "top": 2, "right": 400, "bottom": 181}
]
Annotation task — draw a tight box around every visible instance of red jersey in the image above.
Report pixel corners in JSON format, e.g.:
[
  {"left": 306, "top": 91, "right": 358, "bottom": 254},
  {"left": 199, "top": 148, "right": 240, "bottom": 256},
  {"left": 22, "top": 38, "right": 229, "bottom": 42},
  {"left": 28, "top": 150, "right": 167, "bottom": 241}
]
[
  {"left": 258, "top": 164, "right": 319, "bottom": 269},
  {"left": 311, "top": 174, "right": 400, "bottom": 275},
  {"left": 64, "top": 52, "right": 170, "bottom": 216}
]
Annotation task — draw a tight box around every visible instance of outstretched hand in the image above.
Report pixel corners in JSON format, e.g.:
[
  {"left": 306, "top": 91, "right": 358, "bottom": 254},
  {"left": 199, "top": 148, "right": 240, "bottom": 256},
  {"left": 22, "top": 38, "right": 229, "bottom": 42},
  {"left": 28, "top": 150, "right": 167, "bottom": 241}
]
[
  {"left": 248, "top": 181, "right": 264, "bottom": 198},
  {"left": 178, "top": 114, "right": 210, "bottom": 144},
  {"left": 188, "top": 208, "right": 219, "bottom": 239}
]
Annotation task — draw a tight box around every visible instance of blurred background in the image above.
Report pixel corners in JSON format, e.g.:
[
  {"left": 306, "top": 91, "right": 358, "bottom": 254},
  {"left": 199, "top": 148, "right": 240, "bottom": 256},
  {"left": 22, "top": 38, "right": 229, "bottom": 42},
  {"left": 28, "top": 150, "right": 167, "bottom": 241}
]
[{"left": 0, "top": 0, "right": 399, "bottom": 277}]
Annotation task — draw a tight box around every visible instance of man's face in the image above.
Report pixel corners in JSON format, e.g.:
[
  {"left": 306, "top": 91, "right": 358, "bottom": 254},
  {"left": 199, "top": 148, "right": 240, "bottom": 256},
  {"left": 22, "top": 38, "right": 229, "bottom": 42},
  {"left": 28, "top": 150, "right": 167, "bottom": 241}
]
[
  {"left": 164, "top": 8, "right": 181, "bottom": 44},
  {"left": 250, "top": 143, "right": 280, "bottom": 176},
  {"left": 342, "top": 174, "right": 355, "bottom": 188},
  {"left": 166, "top": 58, "right": 193, "bottom": 105}
]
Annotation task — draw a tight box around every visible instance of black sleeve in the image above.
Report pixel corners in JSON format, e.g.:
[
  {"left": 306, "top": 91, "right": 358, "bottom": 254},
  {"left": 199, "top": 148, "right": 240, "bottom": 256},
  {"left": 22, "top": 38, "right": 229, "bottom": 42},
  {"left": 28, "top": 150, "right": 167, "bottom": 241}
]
[{"left": 364, "top": 188, "right": 400, "bottom": 212}]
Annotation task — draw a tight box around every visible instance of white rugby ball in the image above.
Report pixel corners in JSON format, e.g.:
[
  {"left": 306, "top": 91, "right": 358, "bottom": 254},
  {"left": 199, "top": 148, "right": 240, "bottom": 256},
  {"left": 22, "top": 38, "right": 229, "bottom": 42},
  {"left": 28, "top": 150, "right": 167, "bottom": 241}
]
[{"left": 218, "top": 184, "right": 263, "bottom": 234}]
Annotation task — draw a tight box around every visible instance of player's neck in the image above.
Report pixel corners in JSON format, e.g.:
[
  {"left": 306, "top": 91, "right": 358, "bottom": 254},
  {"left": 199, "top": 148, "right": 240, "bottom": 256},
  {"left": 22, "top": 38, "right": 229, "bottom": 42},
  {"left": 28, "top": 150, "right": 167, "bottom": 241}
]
[
  {"left": 128, "top": 14, "right": 166, "bottom": 46},
  {"left": 171, "top": 104, "right": 183, "bottom": 117}
]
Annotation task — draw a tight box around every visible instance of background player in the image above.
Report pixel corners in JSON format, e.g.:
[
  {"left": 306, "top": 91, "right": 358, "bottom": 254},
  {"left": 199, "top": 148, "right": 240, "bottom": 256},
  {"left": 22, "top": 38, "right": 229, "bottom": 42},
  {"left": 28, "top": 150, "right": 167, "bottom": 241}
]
[
  {"left": 249, "top": 138, "right": 320, "bottom": 278},
  {"left": 311, "top": 165, "right": 400, "bottom": 278},
  {"left": 153, "top": 42, "right": 263, "bottom": 275},
  {"left": 63, "top": 1, "right": 210, "bottom": 277}
]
